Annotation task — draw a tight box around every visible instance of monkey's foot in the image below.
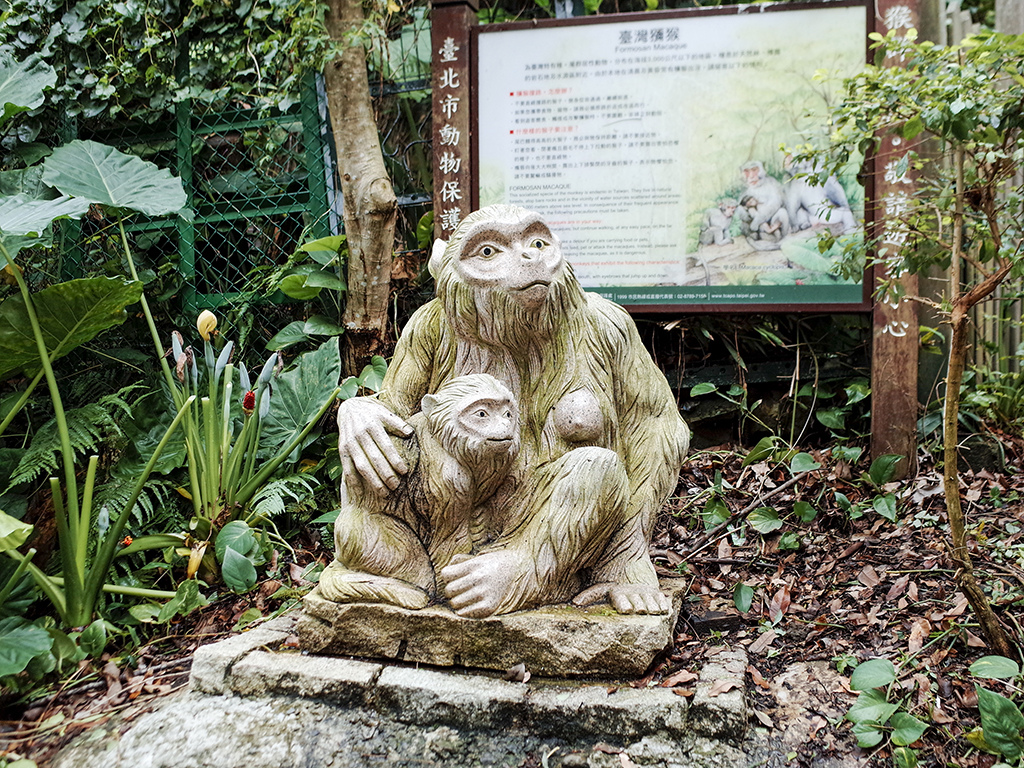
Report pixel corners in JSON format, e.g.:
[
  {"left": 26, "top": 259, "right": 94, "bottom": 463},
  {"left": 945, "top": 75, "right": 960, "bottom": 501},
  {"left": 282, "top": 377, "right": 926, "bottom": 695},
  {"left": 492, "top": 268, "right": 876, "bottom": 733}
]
[
  {"left": 318, "top": 562, "right": 430, "bottom": 610},
  {"left": 571, "top": 582, "right": 669, "bottom": 615}
]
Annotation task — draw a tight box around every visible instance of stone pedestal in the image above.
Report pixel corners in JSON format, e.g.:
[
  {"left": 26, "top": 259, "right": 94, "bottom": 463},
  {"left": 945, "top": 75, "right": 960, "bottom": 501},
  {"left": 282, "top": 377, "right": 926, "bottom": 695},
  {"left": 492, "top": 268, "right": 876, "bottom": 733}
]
[{"left": 297, "top": 579, "right": 688, "bottom": 678}]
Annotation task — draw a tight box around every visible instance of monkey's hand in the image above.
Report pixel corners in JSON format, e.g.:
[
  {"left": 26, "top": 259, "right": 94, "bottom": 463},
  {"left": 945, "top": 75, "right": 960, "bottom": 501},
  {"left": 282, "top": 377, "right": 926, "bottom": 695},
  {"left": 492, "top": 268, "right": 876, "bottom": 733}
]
[
  {"left": 440, "top": 551, "right": 522, "bottom": 618},
  {"left": 337, "top": 396, "right": 414, "bottom": 494},
  {"left": 572, "top": 582, "right": 669, "bottom": 615}
]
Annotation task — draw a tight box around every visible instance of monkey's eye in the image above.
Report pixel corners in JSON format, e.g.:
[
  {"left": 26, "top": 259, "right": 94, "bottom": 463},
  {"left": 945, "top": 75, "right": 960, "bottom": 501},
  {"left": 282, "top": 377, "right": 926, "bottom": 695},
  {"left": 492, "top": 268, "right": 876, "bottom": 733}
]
[
  {"left": 504, "top": 410, "right": 513, "bottom": 419},
  {"left": 478, "top": 245, "right": 497, "bottom": 259},
  {"left": 476, "top": 409, "right": 488, "bottom": 418},
  {"left": 530, "top": 238, "right": 546, "bottom": 249}
]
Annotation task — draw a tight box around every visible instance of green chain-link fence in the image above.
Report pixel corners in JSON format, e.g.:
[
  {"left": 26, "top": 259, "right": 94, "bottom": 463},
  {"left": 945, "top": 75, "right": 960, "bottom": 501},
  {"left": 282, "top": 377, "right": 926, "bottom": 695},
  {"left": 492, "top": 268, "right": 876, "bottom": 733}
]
[{"left": 58, "top": 73, "right": 337, "bottom": 342}]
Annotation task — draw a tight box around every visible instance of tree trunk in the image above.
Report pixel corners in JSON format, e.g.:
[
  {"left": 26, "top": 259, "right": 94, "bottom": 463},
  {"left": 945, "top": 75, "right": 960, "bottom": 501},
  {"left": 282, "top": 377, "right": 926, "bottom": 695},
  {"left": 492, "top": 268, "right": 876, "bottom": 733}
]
[
  {"left": 942, "top": 309, "right": 1013, "bottom": 657},
  {"left": 942, "top": 148, "right": 1013, "bottom": 656},
  {"left": 323, "top": 0, "right": 398, "bottom": 375}
]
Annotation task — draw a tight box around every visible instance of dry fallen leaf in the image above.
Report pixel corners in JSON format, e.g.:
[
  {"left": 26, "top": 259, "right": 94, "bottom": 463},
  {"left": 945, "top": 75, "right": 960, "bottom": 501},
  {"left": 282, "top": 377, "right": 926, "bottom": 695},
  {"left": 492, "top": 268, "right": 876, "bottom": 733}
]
[
  {"left": 886, "top": 574, "right": 910, "bottom": 601},
  {"left": 965, "top": 630, "right": 986, "bottom": 648},
  {"left": 504, "top": 662, "right": 531, "bottom": 683},
  {"left": 947, "top": 595, "right": 970, "bottom": 617},
  {"left": 748, "top": 629, "right": 778, "bottom": 655},
  {"left": 752, "top": 709, "right": 774, "bottom": 728},
  {"left": 747, "top": 665, "right": 771, "bottom": 690},
  {"left": 908, "top": 618, "right": 931, "bottom": 654},
  {"left": 708, "top": 679, "right": 742, "bottom": 697},
  {"left": 858, "top": 565, "right": 881, "bottom": 588},
  {"left": 662, "top": 668, "right": 699, "bottom": 687},
  {"left": 808, "top": 715, "right": 828, "bottom": 739},
  {"left": 769, "top": 585, "right": 791, "bottom": 623}
]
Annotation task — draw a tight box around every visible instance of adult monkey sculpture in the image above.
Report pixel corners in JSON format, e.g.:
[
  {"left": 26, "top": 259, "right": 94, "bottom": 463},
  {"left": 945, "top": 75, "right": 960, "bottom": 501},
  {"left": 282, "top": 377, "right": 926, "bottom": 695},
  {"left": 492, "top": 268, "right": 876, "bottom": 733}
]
[{"left": 324, "top": 205, "right": 690, "bottom": 618}]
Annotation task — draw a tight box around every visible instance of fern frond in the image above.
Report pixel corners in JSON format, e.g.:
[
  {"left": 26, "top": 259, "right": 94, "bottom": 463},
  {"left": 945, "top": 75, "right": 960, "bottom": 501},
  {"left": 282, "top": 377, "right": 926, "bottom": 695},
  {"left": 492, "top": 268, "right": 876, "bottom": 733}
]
[
  {"left": 94, "top": 476, "right": 184, "bottom": 533},
  {"left": 248, "top": 474, "right": 318, "bottom": 522},
  {"left": 6, "top": 384, "right": 148, "bottom": 490}
]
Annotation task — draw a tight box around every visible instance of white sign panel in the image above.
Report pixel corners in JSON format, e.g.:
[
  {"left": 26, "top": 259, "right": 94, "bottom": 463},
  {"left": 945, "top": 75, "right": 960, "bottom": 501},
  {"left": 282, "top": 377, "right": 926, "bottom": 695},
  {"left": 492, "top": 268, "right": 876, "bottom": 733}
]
[{"left": 475, "top": 3, "right": 868, "bottom": 309}]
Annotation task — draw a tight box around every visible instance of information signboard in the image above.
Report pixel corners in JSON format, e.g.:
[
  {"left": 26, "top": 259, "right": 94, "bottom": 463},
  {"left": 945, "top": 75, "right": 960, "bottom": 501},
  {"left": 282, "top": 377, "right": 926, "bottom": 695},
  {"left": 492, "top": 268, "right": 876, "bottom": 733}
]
[{"left": 473, "top": 1, "right": 870, "bottom": 312}]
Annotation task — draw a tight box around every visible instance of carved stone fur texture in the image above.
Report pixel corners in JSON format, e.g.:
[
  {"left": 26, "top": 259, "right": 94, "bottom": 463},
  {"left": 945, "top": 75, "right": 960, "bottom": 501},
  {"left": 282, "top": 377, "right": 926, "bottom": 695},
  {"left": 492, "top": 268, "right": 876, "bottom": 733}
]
[{"left": 324, "top": 205, "right": 690, "bottom": 617}]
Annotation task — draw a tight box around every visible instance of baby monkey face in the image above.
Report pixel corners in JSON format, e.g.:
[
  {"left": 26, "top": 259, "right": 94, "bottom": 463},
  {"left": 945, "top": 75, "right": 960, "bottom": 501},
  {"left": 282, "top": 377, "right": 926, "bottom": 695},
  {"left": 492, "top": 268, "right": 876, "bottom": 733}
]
[{"left": 456, "top": 396, "right": 518, "bottom": 444}]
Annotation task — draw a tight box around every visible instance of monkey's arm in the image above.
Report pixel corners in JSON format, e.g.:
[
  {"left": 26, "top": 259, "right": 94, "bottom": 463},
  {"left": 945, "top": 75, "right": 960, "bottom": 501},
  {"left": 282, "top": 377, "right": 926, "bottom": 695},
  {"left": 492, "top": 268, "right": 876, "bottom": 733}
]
[
  {"left": 337, "top": 301, "right": 445, "bottom": 493},
  {"left": 587, "top": 296, "right": 690, "bottom": 585},
  {"left": 378, "top": 299, "right": 445, "bottom": 417}
]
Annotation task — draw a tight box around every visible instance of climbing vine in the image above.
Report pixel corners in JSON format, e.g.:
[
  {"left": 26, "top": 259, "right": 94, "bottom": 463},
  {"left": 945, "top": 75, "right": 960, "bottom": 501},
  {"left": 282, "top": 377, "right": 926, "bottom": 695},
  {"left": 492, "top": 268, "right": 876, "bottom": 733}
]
[{"left": 0, "top": 0, "right": 386, "bottom": 130}]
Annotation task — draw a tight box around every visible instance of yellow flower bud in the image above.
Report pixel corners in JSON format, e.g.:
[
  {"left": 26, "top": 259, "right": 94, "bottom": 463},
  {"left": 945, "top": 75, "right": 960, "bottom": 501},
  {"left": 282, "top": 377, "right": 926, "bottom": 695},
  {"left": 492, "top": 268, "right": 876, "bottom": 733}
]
[{"left": 197, "top": 310, "right": 217, "bottom": 341}]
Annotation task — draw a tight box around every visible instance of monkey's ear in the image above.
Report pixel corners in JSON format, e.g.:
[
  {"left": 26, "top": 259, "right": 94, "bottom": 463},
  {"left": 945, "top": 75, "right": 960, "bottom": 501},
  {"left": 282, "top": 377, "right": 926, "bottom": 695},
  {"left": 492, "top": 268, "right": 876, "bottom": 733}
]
[
  {"left": 421, "top": 393, "right": 439, "bottom": 416},
  {"left": 428, "top": 239, "right": 448, "bottom": 280}
]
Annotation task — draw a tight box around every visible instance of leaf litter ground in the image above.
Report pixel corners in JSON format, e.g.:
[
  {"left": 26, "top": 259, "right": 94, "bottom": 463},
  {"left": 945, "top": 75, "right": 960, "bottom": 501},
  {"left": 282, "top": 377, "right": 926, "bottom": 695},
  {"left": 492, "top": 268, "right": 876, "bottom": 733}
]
[{"left": 2, "top": 441, "right": 1023, "bottom": 767}]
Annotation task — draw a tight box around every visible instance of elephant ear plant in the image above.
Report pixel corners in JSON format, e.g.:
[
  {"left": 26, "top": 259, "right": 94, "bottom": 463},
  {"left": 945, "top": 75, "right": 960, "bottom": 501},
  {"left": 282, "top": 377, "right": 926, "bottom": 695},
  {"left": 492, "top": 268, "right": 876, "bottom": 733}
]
[{"left": 0, "top": 138, "right": 194, "bottom": 626}]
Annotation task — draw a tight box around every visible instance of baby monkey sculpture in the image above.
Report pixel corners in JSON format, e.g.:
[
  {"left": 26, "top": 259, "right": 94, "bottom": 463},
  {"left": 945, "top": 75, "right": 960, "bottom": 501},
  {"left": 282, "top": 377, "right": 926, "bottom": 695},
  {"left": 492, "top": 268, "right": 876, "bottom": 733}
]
[{"left": 320, "top": 205, "right": 690, "bottom": 618}]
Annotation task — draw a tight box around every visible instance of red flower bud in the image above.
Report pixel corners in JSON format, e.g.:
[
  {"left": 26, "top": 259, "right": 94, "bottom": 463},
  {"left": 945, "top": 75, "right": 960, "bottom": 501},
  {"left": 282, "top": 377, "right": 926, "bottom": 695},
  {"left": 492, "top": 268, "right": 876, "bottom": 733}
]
[
  {"left": 121, "top": 536, "right": 133, "bottom": 547},
  {"left": 243, "top": 390, "right": 256, "bottom": 415}
]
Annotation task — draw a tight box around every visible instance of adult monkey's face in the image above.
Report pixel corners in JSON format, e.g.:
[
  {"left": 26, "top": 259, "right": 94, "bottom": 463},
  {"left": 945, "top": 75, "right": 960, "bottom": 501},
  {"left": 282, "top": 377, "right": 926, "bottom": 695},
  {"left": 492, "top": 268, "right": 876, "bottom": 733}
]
[{"left": 452, "top": 212, "right": 565, "bottom": 311}]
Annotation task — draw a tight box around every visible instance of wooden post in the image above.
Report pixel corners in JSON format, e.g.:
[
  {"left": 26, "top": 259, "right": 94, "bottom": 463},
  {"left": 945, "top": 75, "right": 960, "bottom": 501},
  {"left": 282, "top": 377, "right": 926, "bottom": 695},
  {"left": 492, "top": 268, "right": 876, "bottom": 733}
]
[
  {"left": 431, "top": 0, "right": 478, "bottom": 241},
  {"left": 869, "top": 0, "right": 922, "bottom": 477}
]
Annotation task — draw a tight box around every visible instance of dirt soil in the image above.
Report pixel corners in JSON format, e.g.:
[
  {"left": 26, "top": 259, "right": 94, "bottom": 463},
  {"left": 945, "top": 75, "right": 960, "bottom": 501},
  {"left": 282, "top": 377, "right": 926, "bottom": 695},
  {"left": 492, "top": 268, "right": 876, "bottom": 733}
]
[{"left": 2, "top": 437, "right": 1022, "bottom": 768}]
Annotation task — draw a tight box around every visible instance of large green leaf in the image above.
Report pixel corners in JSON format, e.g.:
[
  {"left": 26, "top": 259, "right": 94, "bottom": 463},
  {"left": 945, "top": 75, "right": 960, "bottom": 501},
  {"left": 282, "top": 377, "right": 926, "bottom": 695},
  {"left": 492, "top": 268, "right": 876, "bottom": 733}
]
[
  {"left": 262, "top": 339, "right": 341, "bottom": 453},
  {"left": 0, "top": 509, "right": 32, "bottom": 552},
  {"left": 221, "top": 547, "right": 257, "bottom": 593},
  {"left": 0, "top": 173, "right": 83, "bottom": 258},
  {"left": 977, "top": 685, "right": 1024, "bottom": 762},
  {"left": 748, "top": 507, "right": 783, "bottom": 534},
  {"left": 41, "top": 140, "right": 187, "bottom": 216},
  {"left": 890, "top": 712, "right": 928, "bottom": 746},
  {"left": 215, "top": 520, "right": 258, "bottom": 564},
  {"left": 850, "top": 658, "right": 896, "bottom": 691},
  {"left": 0, "top": 618, "right": 53, "bottom": 677},
  {"left": 970, "top": 656, "right": 1021, "bottom": 680},
  {"left": 0, "top": 194, "right": 91, "bottom": 246},
  {"left": 0, "top": 276, "right": 142, "bottom": 379},
  {"left": 846, "top": 688, "right": 898, "bottom": 725},
  {"left": 0, "top": 55, "right": 56, "bottom": 129},
  {"left": 266, "top": 316, "right": 344, "bottom": 351}
]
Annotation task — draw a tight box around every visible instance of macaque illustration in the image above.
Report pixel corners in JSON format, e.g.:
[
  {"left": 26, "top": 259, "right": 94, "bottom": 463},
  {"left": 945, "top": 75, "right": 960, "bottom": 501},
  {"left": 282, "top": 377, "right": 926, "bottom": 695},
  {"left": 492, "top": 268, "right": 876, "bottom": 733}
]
[
  {"left": 784, "top": 156, "right": 857, "bottom": 234},
  {"left": 324, "top": 373, "right": 521, "bottom": 611},
  {"left": 740, "top": 160, "right": 787, "bottom": 235},
  {"left": 740, "top": 194, "right": 790, "bottom": 251},
  {"left": 698, "top": 198, "right": 738, "bottom": 246},
  {"left": 323, "top": 205, "right": 690, "bottom": 618}
]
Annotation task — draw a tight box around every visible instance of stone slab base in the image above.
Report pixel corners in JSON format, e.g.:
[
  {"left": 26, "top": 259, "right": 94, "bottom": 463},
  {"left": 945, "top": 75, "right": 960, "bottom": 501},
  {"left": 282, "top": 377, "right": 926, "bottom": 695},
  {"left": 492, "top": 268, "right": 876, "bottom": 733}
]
[
  {"left": 188, "top": 612, "right": 748, "bottom": 745},
  {"left": 54, "top": 612, "right": 754, "bottom": 768},
  {"left": 297, "top": 578, "right": 688, "bottom": 678}
]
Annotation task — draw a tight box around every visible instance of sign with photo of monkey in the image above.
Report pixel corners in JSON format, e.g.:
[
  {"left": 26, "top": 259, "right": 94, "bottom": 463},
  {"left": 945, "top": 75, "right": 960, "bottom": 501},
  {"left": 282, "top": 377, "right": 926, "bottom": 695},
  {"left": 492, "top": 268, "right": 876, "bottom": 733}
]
[{"left": 473, "top": 1, "right": 870, "bottom": 312}]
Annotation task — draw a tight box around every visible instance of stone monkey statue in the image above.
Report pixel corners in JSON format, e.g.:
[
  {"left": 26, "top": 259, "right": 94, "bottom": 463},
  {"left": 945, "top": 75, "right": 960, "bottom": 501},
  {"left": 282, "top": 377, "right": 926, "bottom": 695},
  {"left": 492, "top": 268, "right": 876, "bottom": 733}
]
[
  {"left": 740, "top": 161, "right": 787, "bottom": 235},
  {"left": 326, "top": 205, "right": 690, "bottom": 618},
  {"left": 698, "top": 198, "right": 738, "bottom": 246},
  {"left": 320, "top": 373, "right": 520, "bottom": 611},
  {"left": 783, "top": 156, "right": 857, "bottom": 235}
]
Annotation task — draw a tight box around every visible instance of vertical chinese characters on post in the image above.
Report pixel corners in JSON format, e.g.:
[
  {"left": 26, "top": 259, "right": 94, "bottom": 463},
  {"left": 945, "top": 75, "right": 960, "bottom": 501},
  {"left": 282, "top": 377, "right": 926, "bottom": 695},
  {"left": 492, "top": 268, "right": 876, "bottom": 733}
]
[
  {"left": 879, "top": 5, "right": 917, "bottom": 337},
  {"left": 436, "top": 36, "right": 464, "bottom": 234}
]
